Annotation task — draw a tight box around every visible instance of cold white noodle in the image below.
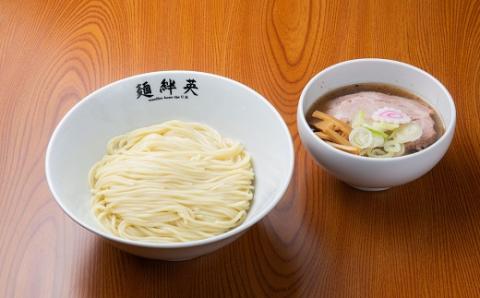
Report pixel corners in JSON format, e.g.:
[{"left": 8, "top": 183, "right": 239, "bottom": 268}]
[{"left": 89, "top": 120, "right": 254, "bottom": 242}]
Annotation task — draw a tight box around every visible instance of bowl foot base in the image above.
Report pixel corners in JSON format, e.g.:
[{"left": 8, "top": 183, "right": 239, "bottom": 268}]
[{"left": 350, "top": 185, "right": 391, "bottom": 191}]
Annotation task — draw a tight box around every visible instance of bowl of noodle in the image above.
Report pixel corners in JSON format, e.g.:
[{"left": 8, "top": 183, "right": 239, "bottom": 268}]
[{"left": 46, "top": 71, "right": 294, "bottom": 260}]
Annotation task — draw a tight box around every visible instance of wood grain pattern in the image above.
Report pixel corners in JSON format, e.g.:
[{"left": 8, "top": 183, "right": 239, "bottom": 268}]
[{"left": 1, "top": 0, "right": 480, "bottom": 296}]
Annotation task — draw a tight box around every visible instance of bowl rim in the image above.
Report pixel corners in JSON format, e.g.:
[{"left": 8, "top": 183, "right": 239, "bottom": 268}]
[
  {"left": 298, "top": 58, "right": 457, "bottom": 162},
  {"left": 45, "top": 70, "right": 295, "bottom": 248}
]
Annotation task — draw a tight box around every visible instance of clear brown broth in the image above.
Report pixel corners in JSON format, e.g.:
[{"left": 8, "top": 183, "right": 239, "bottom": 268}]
[{"left": 307, "top": 83, "right": 445, "bottom": 151}]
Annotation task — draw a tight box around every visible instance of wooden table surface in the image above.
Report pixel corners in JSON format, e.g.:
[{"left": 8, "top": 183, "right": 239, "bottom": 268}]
[{"left": 1, "top": 0, "right": 480, "bottom": 297}]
